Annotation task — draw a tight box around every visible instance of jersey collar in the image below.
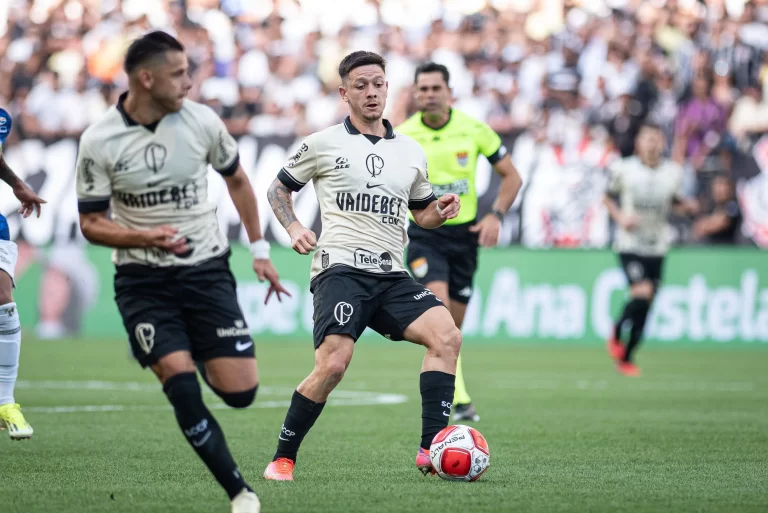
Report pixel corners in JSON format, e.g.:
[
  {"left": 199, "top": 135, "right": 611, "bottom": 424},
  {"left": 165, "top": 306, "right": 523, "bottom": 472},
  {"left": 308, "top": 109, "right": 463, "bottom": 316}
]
[
  {"left": 116, "top": 92, "right": 161, "bottom": 133},
  {"left": 343, "top": 116, "right": 395, "bottom": 139},
  {"left": 420, "top": 108, "right": 452, "bottom": 131}
]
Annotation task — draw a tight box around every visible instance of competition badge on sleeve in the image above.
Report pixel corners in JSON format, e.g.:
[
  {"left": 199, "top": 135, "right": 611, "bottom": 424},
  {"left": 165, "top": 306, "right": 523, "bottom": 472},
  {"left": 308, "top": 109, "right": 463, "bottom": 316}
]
[{"left": 0, "top": 108, "right": 12, "bottom": 148}]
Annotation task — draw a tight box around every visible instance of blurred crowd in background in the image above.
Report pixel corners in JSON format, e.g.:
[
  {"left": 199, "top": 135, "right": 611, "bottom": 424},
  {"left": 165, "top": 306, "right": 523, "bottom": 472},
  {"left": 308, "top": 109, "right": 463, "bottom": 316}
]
[{"left": 2, "top": 0, "right": 768, "bottom": 248}]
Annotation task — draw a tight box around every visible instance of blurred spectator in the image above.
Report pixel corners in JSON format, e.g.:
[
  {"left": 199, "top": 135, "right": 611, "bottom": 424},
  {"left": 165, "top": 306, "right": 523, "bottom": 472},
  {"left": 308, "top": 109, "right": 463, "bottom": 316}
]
[
  {"left": 1, "top": 0, "right": 766, "bottom": 247},
  {"left": 691, "top": 175, "right": 743, "bottom": 244}
]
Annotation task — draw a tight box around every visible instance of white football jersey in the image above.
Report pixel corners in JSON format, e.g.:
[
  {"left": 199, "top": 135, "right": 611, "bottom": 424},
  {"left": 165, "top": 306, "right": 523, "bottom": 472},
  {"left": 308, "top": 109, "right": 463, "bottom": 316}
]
[
  {"left": 606, "top": 156, "right": 684, "bottom": 256},
  {"left": 76, "top": 93, "right": 239, "bottom": 267},
  {"left": 278, "top": 117, "right": 435, "bottom": 279}
]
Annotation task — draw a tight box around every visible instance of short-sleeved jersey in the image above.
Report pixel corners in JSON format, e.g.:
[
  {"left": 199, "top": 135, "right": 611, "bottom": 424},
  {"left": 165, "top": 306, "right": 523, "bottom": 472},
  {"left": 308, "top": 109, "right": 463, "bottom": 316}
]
[
  {"left": 396, "top": 109, "right": 507, "bottom": 224},
  {"left": 277, "top": 117, "right": 435, "bottom": 279},
  {"left": 76, "top": 93, "right": 240, "bottom": 267},
  {"left": 606, "top": 156, "right": 684, "bottom": 256}
]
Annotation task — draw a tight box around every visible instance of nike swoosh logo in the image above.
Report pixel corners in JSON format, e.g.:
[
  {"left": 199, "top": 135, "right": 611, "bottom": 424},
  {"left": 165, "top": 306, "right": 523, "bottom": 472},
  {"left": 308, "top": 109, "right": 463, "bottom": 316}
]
[
  {"left": 442, "top": 411, "right": 450, "bottom": 417},
  {"left": 278, "top": 436, "right": 290, "bottom": 441},
  {"left": 235, "top": 341, "right": 253, "bottom": 352},
  {"left": 192, "top": 431, "right": 212, "bottom": 447},
  {"left": 366, "top": 183, "right": 383, "bottom": 189}
]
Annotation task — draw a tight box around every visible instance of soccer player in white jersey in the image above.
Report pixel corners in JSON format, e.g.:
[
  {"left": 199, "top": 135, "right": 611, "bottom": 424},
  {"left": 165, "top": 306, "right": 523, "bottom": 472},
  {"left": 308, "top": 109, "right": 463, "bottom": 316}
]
[
  {"left": 262, "top": 51, "right": 462, "bottom": 481},
  {"left": 75, "top": 32, "right": 288, "bottom": 513},
  {"left": 0, "top": 107, "right": 46, "bottom": 440},
  {"left": 604, "top": 122, "right": 697, "bottom": 376}
]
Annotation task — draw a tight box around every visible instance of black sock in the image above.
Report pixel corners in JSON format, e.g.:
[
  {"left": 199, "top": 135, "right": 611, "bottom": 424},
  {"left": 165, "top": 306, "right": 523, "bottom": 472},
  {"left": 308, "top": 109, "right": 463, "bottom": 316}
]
[
  {"left": 614, "top": 300, "right": 634, "bottom": 341},
  {"left": 614, "top": 298, "right": 647, "bottom": 342},
  {"left": 163, "top": 373, "right": 250, "bottom": 500},
  {"left": 623, "top": 299, "right": 651, "bottom": 363},
  {"left": 420, "top": 371, "right": 456, "bottom": 450},
  {"left": 273, "top": 390, "right": 326, "bottom": 462}
]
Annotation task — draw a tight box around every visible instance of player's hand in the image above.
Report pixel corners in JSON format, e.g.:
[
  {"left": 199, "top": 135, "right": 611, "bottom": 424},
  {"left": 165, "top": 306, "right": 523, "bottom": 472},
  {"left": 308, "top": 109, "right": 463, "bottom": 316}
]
[
  {"left": 469, "top": 213, "right": 501, "bottom": 247},
  {"left": 12, "top": 181, "right": 46, "bottom": 218},
  {"left": 436, "top": 194, "right": 460, "bottom": 219},
  {"left": 619, "top": 214, "right": 639, "bottom": 231},
  {"left": 683, "top": 198, "right": 700, "bottom": 216},
  {"left": 253, "top": 258, "right": 292, "bottom": 304},
  {"left": 145, "top": 225, "right": 190, "bottom": 255},
  {"left": 287, "top": 222, "right": 316, "bottom": 255}
]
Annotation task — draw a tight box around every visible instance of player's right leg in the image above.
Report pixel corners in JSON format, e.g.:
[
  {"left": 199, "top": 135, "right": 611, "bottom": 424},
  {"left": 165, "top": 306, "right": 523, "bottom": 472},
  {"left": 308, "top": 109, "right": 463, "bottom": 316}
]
[
  {"left": 0, "top": 234, "right": 30, "bottom": 440},
  {"left": 265, "top": 267, "right": 373, "bottom": 481},
  {"left": 115, "top": 266, "right": 257, "bottom": 511}
]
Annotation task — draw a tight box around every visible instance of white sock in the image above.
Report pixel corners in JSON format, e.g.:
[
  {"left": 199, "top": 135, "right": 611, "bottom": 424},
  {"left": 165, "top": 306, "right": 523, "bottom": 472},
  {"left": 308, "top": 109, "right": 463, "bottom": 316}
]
[{"left": 0, "top": 302, "right": 21, "bottom": 406}]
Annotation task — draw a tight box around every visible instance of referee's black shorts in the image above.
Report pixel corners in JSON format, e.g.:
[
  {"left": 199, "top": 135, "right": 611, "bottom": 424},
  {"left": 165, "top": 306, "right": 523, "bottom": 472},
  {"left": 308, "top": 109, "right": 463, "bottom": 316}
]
[{"left": 405, "top": 221, "right": 479, "bottom": 304}]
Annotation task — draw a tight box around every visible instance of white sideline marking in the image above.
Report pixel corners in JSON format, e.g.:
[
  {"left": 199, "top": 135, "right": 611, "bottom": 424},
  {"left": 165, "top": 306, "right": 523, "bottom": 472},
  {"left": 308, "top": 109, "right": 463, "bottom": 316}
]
[
  {"left": 494, "top": 379, "right": 755, "bottom": 392},
  {"left": 16, "top": 380, "right": 408, "bottom": 414}
]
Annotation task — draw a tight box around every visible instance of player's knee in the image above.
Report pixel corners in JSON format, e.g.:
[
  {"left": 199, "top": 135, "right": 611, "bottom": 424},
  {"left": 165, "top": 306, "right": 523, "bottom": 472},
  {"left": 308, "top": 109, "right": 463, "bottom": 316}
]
[
  {"left": 319, "top": 358, "right": 348, "bottom": 388},
  {"left": 432, "top": 325, "right": 462, "bottom": 361},
  {"left": 163, "top": 372, "right": 203, "bottom": 407},
  {"left": 0, "top": 272, "right": 14, "bottom": 305},
  {"left": 630, "top": 281, "right": 655, "bottom": 300},
  {"left": 213, "top": 384, "right": 259, "bottom": 409}
]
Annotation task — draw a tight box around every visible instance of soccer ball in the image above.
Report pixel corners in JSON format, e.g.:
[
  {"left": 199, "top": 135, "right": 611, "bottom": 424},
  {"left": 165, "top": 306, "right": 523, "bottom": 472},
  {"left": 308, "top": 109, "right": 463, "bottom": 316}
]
[{"left": 429, "top": 424, "right": 490, "bottom": 481}]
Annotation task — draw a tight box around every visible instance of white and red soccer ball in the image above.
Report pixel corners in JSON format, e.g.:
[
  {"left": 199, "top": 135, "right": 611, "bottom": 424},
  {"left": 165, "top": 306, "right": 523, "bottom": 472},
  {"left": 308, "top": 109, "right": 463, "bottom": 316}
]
[{"left": 429, "top": 424, "right": 490, "bottom": 481}]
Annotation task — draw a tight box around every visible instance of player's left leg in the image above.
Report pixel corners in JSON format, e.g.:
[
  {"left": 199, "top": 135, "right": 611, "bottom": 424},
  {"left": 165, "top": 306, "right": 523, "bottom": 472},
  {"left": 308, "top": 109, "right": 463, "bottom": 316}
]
[
  {"left": 611, "top": 254, "right": 662, "bottom": 377},
  {"left": 180, "top": 253, "right": 259, "bottom": 409},
  {"left": 369, "top": 280, "right": 460, "bottom": 475},
  {"left": 0, "top": 236, "right": 31, "bottom": 440},
  {"left": 446, "top": 248, "right": 479, "bottom": 421}
]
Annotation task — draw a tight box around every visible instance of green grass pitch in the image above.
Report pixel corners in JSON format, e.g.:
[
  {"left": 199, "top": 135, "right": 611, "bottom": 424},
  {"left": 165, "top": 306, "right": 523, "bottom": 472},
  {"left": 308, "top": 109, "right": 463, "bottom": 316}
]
[{"left": 4, "top": 338, "right": 768, "bottom": 513}]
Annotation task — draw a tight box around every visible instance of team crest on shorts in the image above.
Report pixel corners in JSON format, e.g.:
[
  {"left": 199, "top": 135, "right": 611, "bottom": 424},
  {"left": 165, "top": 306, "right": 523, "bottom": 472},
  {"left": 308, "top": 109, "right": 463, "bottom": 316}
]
[
  {"left": 410, "top": 257, "right": 428, "bottom": 278},
  {"left": 456, "top": 152, "right": 468, "bottom": 167}
]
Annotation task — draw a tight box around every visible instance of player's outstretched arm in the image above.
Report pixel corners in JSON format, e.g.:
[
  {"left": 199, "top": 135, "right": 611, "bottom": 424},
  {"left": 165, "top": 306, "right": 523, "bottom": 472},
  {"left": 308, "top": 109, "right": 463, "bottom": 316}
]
[
  {"left": 0, "top": 154, "right": 46, "bottom": 219},
  {"left": 411, "top": 193, "right": 461, "bottom": 229},
  {"left": 79, "top": 211, "right": 190, "bottom": 253},
  {"left": 224, "top": 166, "right": 290, "bottom": 303},
  {"left": 267, "top": 178, "right": 316, "bottom": 255}
]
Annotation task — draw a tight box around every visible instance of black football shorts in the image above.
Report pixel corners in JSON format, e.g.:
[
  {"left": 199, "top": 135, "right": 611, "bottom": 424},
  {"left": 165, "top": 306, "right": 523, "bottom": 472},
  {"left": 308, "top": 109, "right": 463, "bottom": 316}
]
[
  {"left": 309, "top": 265, "right": 445, "bottom": 348},
  {"left": 618, "top": 252, "right": 665, "bottom": 290},
  {"left": 114, "top": 251, "right": 254, "bottom": 368}
]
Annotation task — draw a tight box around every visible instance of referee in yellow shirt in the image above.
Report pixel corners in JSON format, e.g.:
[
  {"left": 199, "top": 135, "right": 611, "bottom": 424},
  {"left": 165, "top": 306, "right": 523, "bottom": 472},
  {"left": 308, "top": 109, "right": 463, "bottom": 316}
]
[{"left": 398, "top": 62, "right": 522, "bottom": 422}]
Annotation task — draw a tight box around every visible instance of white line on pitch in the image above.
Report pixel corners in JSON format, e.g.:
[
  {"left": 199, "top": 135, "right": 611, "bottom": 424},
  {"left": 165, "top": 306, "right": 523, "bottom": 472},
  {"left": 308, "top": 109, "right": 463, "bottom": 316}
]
[
  {"left": 493, "top": 380, "right": 754, "bottom": 392},
  {"left": 22, "top": 391, "right": 408, "bottom": 414}
]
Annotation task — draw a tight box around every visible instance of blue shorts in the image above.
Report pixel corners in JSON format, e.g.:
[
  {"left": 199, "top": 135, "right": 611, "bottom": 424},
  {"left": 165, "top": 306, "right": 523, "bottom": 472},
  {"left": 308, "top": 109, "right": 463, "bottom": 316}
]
[{"left": 0, "top": 214, "right": 8, "bottom": 241}]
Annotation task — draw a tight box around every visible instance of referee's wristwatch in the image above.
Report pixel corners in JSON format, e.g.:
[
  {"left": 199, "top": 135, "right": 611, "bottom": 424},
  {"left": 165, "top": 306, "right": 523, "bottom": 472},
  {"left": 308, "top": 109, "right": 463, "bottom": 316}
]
[
  {"left": 491, "top": 209, "right": 504, "bottom": 222},
  {"left": 250, "top": 239, "right": 271, "bottom": 259}
]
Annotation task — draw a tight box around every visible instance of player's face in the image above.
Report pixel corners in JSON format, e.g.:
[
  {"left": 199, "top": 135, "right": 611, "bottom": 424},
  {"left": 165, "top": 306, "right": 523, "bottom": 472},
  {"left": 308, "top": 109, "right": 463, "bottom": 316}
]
[
  {"left": 635, "top": 126, "right": 664, "bottom": 163},
  {"left": 414, "top": 72, "right": 451, "bottom": 114},
  {"left": 340, "top": 65, "right": 388, "bottom": 122},
  {"left": 148, "top": 51, "right": 192, "bottom": 113}
]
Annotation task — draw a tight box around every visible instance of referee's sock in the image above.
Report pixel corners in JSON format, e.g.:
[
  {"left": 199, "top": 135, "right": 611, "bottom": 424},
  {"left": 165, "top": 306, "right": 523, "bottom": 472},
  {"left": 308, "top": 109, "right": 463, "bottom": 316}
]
[
  {"left": 163, "top": 372, "right": 251, "bottom": 500},
  {"left": 273, "top": 390, "right": 326, "bottom": 462},
  {"left": 420, "top": 370, "right": 455, "bottom": 450},
  {"left": 620, "top": 298, "right": 651, "bottom": 363}
]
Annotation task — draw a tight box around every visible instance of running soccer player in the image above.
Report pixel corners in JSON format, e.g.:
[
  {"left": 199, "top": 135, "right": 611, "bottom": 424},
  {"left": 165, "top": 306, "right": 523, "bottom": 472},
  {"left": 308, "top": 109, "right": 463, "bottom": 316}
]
[
  {"left": 397, "top": 62, "right": 522, "bottom": 422},
  {"left": 263, "top": 51, "right": 462, "bottom": 481},
  {"left": 604, "top": 122, "right": 697, "bottom": 376},
  {"left": 75, "top": 32, "right": 288, "bottom": 513},
  {"left": 0, "top": 107, "right": 46, "bottom": 440}
]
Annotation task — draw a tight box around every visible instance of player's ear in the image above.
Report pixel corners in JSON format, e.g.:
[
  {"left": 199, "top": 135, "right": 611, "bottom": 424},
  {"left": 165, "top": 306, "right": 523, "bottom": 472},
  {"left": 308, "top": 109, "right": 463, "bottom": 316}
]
[
  {"left": 339, "top": 84, "right": 348, "bottom": 103},
  {"left": 136, "top": 68, "right": 154, "bottom": 90}
]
